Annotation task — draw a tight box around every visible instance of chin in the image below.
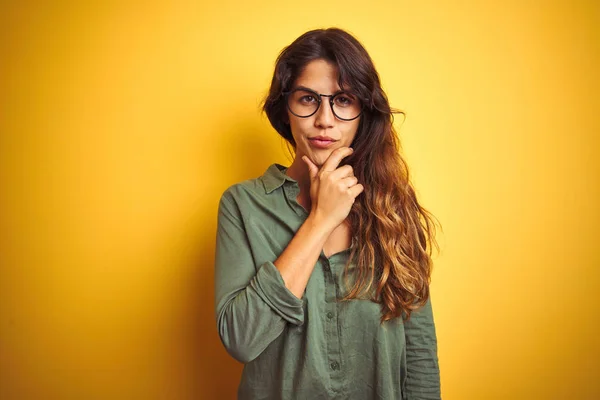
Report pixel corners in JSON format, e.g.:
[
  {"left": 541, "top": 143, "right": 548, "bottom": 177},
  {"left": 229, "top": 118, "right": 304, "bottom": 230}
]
[{"left": 309, "top": 151, "right": 333, "bottom": 167}]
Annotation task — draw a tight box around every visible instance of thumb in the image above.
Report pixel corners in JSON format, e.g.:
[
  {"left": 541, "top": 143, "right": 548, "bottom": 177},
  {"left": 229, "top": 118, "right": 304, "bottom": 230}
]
[{"left": 301, "top": 156, "right": 318, "bottom": 180}]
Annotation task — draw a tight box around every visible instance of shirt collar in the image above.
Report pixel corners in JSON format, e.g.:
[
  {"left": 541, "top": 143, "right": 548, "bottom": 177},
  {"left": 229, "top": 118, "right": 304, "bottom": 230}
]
[{"left": 261, "top": 163, "right": 297, "bottom": 194}]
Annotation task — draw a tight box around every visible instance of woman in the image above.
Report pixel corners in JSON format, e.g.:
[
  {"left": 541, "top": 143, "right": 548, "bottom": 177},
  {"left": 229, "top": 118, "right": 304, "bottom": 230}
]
[{"left": 215, "top": 27, "right": 441, "bottom": 399}]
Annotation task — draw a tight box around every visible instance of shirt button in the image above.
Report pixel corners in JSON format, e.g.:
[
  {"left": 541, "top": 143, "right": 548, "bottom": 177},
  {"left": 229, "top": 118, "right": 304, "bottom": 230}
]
[
  {"left": 326, "top": 312, "right": 334, "bottom": 319},
  {"left": 330, "top": 361, "right": 339, "bottom": 370}
]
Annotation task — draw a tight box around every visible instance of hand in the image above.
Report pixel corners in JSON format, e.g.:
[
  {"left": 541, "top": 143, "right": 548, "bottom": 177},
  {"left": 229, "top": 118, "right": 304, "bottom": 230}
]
[{"left": 302, "top": 147, "right": 364, "bottom": 231}]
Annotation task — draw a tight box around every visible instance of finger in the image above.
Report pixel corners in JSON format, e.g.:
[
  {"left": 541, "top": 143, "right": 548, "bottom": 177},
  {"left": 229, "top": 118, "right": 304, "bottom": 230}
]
[
  {"left": 348, "top": 183, "right": 364, "bottom": 198},
  {"left": 341, "top": 176, "right": 359, "bottom": 188},
  {"left": 330, "top": 164, "right": 354, "bottom": 180},
  {"left": 301, "top": 156, "right": 319, "bottom": 180},
  {"left": 321, "top": 147, "right": 354, "bottom": 172}
]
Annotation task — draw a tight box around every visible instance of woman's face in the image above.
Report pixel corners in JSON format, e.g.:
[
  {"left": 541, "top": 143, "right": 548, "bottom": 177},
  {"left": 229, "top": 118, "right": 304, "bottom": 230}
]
[{"left": 287, "top": 59, "right": 361, "bottom": 167}]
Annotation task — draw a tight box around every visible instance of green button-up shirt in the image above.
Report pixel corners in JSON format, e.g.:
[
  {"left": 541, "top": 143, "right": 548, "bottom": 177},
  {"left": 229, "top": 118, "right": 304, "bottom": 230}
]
[{"left": 215, "top": 163, "right": 441, "bottom": 399}]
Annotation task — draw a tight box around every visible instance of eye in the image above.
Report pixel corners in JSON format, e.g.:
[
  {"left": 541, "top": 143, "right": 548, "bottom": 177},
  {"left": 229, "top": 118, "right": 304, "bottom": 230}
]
[
  {"left": 334, "top": 94, "right": 354, "bottom": 107},
  {"left": 300, "top": 95, "right": 317, "bottom": 104}
]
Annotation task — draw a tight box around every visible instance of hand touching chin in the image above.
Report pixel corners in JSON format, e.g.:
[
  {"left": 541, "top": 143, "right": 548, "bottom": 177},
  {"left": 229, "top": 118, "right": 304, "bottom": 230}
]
[{"left": 306, "top": 150, "right": 335, "bottom": 167}]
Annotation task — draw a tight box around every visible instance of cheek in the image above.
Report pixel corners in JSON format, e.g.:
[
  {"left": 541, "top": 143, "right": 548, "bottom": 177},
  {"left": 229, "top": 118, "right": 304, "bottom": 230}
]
[
  {"left": 289, "top": 119, "right": 311, "bottom": 139},
  {"left": 343, "top": 122, "right": 360, "bottom": 142}
]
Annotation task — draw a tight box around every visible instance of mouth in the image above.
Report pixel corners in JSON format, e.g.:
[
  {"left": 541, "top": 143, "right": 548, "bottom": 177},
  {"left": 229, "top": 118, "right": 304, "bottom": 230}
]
[{"left": 308, "top": 137, "right": 337, "bottom": 149}]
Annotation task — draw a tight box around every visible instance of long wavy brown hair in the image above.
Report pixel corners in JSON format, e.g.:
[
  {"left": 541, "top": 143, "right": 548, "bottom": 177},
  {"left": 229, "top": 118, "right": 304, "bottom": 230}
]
[{"left": 262, "top": 28, "right": 441, "bottom": 323}]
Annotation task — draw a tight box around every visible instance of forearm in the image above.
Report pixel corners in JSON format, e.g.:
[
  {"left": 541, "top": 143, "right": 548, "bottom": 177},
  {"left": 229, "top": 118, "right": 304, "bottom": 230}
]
[
  {"left": 274, "top": 211, "right": 334, "bottom": 298},
  {"left": 217, "top": 260, "right": 305, "bottom": 363}
]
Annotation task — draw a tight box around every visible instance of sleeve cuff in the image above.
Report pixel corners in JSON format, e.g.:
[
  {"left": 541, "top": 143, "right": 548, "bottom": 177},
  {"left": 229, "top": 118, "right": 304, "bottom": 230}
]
[{"left": 248, "top": 261, "right": 305, "bottom": 326}]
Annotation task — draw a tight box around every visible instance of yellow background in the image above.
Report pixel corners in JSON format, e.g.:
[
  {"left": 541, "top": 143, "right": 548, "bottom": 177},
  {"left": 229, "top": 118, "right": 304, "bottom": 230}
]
[{"left": 1, "top": 1, "right": 598, "bottom": 399}]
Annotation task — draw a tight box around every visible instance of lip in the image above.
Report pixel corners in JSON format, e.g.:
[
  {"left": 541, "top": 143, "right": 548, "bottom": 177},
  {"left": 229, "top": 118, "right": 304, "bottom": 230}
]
[{"left": 308, "top": 136, "right": 337, "bottom": 149}]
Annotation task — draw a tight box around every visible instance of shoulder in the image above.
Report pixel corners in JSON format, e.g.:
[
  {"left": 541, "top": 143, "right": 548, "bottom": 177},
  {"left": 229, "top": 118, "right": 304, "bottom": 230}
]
[
  {"left": 216, "top": 178, "right": 264, "bottom": 227},
  {"left": 219, "top": 174, "right": 268, "bottom": 210},
  {"left": 220, "top": 163, "right": 286, "bottom": 203}
]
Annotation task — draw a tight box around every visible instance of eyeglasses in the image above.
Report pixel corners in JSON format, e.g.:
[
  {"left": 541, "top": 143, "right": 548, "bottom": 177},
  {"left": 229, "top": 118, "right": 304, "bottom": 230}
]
[{"left": 283, "top": 87, "right": 363, "bottom": 121}]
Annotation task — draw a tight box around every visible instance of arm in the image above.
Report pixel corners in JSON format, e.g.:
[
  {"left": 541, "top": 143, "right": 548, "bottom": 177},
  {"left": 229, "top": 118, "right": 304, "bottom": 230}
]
[
  {"left": 214, "top": 191, "right": 306, "bottom": 363},
  {"left": 403, "top": 295, "right": 441, "bottom": 400},
  {"left": 277, "top": 149, "right": 363, "bottom": 298},
  {"left": 273, "top": 208, "right": 332, "bottom": 298}
]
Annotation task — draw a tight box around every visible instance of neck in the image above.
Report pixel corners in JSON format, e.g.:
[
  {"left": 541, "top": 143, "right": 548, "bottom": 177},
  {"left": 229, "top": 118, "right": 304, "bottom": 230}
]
[{"left": 286, "top": 156, "right": 312, "bottom": 209}]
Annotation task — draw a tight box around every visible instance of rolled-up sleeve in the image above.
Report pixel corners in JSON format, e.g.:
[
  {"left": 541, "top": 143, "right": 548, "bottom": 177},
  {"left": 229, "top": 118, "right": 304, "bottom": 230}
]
[
  {"left": 403, "top": 294, "right": 441, "bottom": 399},
  {"left": 214, "top": 190, "right": 305, "bottom": 364}
]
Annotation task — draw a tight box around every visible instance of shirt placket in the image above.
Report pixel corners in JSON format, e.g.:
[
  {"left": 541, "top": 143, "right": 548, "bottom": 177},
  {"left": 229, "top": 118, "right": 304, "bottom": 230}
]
[{"left": 321, "top": 255, "right": 343, "bottom": 396}]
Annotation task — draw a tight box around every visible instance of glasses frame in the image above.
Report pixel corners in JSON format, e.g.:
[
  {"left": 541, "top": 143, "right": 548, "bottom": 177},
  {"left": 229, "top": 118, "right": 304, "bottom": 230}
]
[{"left": 283, "top": 87, "right": 363, "bottom": 121}]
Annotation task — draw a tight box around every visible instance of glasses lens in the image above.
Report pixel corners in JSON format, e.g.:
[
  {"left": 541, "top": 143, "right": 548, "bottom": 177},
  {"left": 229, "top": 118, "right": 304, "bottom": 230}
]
[
  {"left": 332, "top": 92, "right": 362, "bottom": 120},
  {"left": 287, "top": 89, "right": 363, "bottom": 120},
  {"left": 287, "top": 89, "right": 319, "bottom": 117}
]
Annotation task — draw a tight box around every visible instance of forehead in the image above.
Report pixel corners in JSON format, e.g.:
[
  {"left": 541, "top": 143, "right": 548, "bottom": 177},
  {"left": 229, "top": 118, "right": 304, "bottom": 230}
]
[{"left": 293, "top": 59, "right": 342, "bottom": 93}]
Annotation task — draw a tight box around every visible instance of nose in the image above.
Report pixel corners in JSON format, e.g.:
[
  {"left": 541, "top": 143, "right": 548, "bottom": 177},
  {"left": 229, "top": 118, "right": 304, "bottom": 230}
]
[{"left": 314, "top": 99, "right": 335, "bottom": 129}]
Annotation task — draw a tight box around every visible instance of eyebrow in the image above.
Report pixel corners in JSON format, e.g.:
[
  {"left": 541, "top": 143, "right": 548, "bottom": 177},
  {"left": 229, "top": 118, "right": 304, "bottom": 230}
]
[{"left": 292, "top": 85, "right": 356, "bottom": 97}]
